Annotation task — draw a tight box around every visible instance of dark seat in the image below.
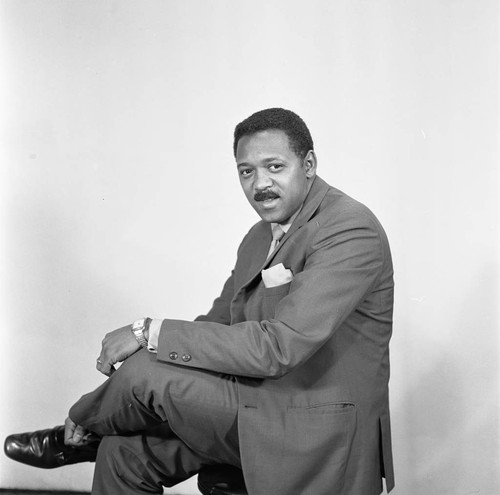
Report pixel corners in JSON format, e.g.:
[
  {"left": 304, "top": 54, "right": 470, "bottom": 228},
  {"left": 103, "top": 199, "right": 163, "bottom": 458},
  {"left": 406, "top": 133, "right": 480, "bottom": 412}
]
[{"left": 197, "top": 464, "right": 248, "bottom": 495}]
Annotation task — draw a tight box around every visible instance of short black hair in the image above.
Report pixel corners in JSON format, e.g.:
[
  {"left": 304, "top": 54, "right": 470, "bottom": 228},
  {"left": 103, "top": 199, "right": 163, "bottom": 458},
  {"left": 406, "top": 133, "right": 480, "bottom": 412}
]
[{"left": 233, "top": 108, "right": 314, "bottom": 159}]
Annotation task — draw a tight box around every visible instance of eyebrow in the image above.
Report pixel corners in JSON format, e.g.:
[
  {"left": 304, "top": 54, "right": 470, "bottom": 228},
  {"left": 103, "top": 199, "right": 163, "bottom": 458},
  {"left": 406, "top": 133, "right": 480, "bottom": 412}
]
[{"left": 236, "top": 156, "right": 284, "bottom": 167}]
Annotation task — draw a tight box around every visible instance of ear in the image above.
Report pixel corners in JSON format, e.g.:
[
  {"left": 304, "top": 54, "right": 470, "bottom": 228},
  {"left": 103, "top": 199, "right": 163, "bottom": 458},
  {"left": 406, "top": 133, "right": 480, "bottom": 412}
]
[{"left": 303, "top": 150, "right": 317, "bottom": 179}]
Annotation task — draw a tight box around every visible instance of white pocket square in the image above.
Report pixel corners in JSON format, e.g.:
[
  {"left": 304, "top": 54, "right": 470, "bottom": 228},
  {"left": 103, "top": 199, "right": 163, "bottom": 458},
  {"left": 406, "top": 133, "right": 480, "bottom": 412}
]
[{"left": 261, "top": 263, "right": 294, "bottom": 288}]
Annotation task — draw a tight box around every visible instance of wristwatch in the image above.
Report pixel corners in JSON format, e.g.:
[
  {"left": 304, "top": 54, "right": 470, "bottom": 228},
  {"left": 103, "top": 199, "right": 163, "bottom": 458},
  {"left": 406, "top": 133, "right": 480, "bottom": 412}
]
[{"left": 131, "top": 317, "right": 150, "bottom": 348}]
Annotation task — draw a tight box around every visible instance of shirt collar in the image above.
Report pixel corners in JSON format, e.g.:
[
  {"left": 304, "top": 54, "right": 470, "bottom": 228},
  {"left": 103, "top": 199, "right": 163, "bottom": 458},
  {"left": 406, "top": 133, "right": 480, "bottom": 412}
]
[{"left": 270, "top": 206, "right": 302, "bottom": 235}]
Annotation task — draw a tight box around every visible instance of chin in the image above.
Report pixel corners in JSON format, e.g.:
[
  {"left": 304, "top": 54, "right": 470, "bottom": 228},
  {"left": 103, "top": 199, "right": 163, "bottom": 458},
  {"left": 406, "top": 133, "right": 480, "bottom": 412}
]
[
  {"left": 252, "top": 202, "right": 290, "bottom": 224},
  {"left": 259, "top": 212, "right": 285, "bottom": 224}
]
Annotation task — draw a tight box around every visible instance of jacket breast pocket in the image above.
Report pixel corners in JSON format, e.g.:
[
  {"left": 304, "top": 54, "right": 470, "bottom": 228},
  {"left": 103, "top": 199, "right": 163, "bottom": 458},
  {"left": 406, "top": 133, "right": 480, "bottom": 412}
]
[
  {"left": 262, "top": 281, "right": 292, "bottom": 316},
  {"left": 262, "top": 281, "right": 292, "bottom": 297},
  {"left": 243, "top": 281, "right": 292, "bottom": 321}
]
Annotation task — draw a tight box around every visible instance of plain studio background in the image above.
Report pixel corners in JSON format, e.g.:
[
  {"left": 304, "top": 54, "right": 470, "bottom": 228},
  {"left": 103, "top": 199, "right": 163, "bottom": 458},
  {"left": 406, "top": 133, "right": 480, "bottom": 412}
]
[{"left": 0, "top": 1, "right": 498, "bottom": 494}]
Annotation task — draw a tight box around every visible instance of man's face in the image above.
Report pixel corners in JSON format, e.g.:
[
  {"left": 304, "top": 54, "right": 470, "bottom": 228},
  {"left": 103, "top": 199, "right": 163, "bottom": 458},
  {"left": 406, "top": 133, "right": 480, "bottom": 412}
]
[{"left": 236, "top": 129, "right": 316, "bottom": 224}]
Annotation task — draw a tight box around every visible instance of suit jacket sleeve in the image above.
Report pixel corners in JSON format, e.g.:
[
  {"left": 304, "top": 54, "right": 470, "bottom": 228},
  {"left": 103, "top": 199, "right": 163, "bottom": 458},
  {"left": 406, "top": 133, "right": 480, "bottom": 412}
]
[{"left": 156, "top": 207, "right": 388, "bottom": 378}]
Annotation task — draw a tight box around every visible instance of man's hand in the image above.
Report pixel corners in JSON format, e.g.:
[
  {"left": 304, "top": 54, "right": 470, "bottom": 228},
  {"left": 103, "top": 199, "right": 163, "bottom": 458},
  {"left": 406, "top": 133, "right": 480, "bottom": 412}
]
[
  {"left": 96, "top": 324, "right": 141, "bottom": 376},
  {"left": 64, "top": 417, "right": 90, "bottom": 446}
]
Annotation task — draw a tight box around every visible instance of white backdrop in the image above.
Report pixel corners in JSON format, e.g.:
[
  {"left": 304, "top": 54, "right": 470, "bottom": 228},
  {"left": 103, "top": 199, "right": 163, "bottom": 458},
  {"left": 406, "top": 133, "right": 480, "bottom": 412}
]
[{"left": 1, "top": 1, "right": 498, "bottom": 494}]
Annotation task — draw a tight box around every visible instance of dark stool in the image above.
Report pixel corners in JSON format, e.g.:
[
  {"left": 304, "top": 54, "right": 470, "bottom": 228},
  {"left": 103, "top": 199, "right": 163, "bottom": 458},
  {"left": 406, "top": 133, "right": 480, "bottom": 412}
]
[{"left": 197, "top": 464, "right": 248, "bottom": 495}]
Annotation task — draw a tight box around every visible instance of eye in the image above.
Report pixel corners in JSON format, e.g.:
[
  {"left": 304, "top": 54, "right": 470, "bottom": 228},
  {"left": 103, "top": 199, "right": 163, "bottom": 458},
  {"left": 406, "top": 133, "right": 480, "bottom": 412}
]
[
  {"left": 269, "top": 163, "right": 284, "bottom": 172},
  {"left": 239, "top": 168, "right": 253, "bottom": 177}
]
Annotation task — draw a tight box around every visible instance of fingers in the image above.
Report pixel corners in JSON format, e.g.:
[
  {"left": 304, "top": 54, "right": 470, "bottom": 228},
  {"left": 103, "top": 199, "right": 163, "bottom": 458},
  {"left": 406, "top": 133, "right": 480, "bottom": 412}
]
[
  {"left": 96, "top": 356, "right": 116, "bottom": 377},
  {"left": 64, "top": 417, "right": 88, "bottom": 446},
  {"left": 64, "top": 417, "right": 76, "bottom": 445},
  {"left": 73, "top": 424, "right": 87, "bottom": 444},
  {"left": 106, "top": 364, "right": 116, "bottom": 376}
]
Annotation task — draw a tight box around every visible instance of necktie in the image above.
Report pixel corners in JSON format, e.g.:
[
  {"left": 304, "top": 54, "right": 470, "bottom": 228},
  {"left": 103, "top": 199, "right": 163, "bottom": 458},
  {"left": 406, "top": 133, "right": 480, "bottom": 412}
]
[{"left": 267, "top": 224, "right": 285, "bottom": 258}]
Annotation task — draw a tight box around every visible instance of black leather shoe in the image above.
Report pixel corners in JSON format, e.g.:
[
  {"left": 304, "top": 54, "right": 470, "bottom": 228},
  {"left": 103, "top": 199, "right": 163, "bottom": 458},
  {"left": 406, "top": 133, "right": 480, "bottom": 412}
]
[
  {"left": 198, "top": 464, "right": 247, "bottom": 495},
  {"left": 4, "top": 425, "right": 99, "bottom": 469}
]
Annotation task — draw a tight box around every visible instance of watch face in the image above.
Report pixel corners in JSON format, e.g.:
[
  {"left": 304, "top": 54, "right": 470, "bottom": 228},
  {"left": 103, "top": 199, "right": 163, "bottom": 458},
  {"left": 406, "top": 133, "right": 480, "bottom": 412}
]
[{"left": 132, "top": 318, "right": 146, "bottom": 331}]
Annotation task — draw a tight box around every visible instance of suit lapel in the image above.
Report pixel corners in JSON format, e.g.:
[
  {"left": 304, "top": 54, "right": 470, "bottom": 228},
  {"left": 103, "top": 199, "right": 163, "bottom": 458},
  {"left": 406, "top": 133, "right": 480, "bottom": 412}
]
[{"left": 244, "top": 223, "right": 272, "bottom": 280}]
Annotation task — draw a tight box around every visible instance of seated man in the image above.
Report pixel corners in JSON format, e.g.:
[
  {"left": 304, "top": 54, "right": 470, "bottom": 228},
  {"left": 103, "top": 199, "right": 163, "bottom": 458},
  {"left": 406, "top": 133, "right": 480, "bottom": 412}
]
[{"left": 5, "top": 108, "right": 395, "bottom": 495}]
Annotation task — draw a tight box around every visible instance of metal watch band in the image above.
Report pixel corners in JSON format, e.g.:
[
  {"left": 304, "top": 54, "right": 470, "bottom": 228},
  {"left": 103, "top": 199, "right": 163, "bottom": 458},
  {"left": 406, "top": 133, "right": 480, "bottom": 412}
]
[
  {"left": 132, "top": 318, "right": 150, "bottom": 348},
  {"left": 134, "top": 330, "right": 149, "bottom": 348}
]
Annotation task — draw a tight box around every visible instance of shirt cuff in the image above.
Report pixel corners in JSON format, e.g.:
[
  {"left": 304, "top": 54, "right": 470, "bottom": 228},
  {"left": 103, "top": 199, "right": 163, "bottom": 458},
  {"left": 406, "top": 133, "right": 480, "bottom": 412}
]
[{"left": 147, "top": 318, "right": 163, "bottom": 353}]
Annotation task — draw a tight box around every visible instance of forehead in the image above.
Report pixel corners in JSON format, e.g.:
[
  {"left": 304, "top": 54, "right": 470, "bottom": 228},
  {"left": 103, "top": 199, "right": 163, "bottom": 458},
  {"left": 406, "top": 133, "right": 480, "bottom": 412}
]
[{"left": 236, "top": 129, "right": 295, "bottom": 163}]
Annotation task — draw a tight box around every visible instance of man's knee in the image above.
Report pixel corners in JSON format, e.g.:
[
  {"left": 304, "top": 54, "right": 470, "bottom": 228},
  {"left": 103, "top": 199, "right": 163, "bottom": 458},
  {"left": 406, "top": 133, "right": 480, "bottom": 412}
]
[
  {"left": 115, "top": 349, "right": 155, "bottom": 385},
  {"left": 69, "top": 350, "right": 167, "bottom": 432},
  {"left": 104, "top": 349, "right": 163, "bottom": 405}
]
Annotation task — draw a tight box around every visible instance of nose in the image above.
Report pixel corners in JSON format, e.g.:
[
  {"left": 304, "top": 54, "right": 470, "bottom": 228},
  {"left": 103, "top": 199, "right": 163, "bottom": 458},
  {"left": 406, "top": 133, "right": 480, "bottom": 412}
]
[{"left": 254, "top": 169, "right": 273, "bottom": 191}]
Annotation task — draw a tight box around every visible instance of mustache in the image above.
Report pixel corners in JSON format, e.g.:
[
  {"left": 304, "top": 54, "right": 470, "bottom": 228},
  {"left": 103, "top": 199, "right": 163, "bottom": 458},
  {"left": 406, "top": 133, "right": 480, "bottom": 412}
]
[{"left": 254, "top": 190, "right": 280, "bottom": 202}]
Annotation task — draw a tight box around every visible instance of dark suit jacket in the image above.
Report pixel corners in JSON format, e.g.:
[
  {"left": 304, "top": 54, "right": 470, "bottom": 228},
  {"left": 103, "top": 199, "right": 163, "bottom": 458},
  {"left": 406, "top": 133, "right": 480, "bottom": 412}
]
[{"left": 158, "top": 176, "right": 394, "bottom": 494}]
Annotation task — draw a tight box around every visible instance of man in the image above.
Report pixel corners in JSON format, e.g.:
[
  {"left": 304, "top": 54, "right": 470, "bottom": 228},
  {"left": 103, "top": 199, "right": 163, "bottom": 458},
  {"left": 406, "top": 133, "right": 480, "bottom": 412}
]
[{"left": 5, "top": 108, "right": 395, "bottom": 494}]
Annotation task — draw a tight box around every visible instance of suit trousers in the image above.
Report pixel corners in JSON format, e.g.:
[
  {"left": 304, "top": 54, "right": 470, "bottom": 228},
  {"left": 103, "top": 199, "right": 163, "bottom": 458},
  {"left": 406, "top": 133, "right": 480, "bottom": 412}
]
[{"left": 69, "top": 349, "right": 241, "bottom": 494}]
